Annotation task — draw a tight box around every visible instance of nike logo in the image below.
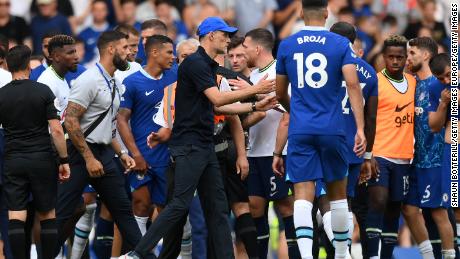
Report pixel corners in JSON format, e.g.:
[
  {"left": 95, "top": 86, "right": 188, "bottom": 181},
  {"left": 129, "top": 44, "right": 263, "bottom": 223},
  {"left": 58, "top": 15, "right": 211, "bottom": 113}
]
[
  {"left": 421, "top": 199, "right": 429, "bottom": 204},
  {"left": 270, "top": 191, "right": 278, "bottom": 197},
  {"left": 395, "top": 101, "right": 413, "bottom": 112},
  {"left": 145, "top": 90, "right": 155, "bottom": 96}
]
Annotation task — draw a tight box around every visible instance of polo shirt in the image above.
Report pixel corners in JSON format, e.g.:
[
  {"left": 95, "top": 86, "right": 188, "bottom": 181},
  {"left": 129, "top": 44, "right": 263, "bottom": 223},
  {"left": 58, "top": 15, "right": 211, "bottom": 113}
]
[
  {"left": 169, "top": 46, "right": 218, "bottom": 147},
  {"left": 68, "top": 63, "right": 121, "bottom": 145}
]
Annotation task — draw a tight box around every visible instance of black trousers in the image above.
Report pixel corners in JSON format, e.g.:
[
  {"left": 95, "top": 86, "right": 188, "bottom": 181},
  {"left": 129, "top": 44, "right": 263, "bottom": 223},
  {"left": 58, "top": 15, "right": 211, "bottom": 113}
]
[
  {"left": 55, "top": 142, "right": 141, "bottom": 254},
  {"left": 134, "top": 144, "right": 234, "bottom": 259}
]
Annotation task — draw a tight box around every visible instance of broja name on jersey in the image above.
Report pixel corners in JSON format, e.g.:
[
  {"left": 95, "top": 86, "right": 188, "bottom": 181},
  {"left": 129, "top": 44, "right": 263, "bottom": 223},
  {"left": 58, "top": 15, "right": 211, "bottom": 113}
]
[{"left": 276, "top": 26, "right": 358, "bottom": 136}]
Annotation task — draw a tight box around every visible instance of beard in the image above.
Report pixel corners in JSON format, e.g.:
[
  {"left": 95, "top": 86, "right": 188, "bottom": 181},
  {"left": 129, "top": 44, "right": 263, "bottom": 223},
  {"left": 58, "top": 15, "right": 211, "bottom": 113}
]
[
  {"left": 409, "top": 62, "right": 422, "bottom": 73},
  {"left": 113, "top": 52, "right": 129, "bottom": 71}
]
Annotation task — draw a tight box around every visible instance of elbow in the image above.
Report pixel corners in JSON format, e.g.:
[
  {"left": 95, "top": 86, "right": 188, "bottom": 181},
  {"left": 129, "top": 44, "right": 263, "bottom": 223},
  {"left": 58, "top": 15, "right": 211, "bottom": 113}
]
[{"left": 51, "top": 124, "right": 65, "bottom": 138}]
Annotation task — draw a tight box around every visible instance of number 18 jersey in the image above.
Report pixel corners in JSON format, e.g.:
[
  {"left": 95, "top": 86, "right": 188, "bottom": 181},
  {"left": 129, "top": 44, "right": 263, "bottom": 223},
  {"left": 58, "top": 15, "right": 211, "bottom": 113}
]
[{"left": 276, "top": 26, "right": 357, "bottom": 136}]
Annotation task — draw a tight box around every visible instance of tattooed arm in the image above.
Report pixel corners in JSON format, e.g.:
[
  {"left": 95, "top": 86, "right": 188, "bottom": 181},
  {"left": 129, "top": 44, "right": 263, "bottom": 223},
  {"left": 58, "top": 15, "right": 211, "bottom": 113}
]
[{"left": 65, "top": 101, "right": 104, "bottom": 177}]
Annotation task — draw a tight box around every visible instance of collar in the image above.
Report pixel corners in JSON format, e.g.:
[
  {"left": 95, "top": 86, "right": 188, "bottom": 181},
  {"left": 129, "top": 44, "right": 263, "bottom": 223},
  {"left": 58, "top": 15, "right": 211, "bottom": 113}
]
[
  {"left": 50, "top": 65, "right": 64, "bottom": 81},
  {"left": 140, "top": 67, "right": 163, "bottom": 80},
  {"left": 96, "top": 62, "right": 114, "bottom": 81},
  {"left": 197, "top": 46, "right": 219, "bottom": 67},
  {"left": 302, "top": 26, "right": 328, "bottom": 31},
  {"left": 91, "top": 22, "right": 110, "bottom": 32},
  {"left": 42, "top": 60, "right": 49, "bottom": 68}
]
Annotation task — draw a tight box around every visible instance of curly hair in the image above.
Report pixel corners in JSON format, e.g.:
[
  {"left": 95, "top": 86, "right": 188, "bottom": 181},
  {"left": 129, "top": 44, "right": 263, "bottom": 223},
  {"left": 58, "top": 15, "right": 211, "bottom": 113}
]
[{"left": 48, "top": 34, "right": 75, "bottom": 55}]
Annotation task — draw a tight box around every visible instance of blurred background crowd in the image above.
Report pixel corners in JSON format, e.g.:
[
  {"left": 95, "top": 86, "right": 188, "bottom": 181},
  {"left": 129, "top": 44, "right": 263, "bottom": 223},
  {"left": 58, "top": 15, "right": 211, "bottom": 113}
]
[{"left": 0, "top": 0, "right": 451, "bottom": 70}]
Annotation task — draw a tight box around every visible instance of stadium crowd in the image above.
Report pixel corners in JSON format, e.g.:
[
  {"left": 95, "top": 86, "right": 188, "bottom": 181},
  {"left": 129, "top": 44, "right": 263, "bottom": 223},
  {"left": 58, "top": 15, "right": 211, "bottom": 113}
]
[{"left": 0, "top": 0, "right": 456, "bottom": 259}]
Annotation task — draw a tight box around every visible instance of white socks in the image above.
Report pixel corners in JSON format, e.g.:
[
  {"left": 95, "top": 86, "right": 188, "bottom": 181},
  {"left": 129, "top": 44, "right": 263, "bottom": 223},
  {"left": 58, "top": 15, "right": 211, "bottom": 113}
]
[
  {"left": 442, "top": 249, "right": 456, "bottom": 259},
  {"left": 294, "top": 200, "right": 314, "bottom": 259},
  {"left": 419, "top": 240, "right": 435, "bottom": 259},
  {"left": 71, "top": 203, "right": 97, "bottom": 259},
  {"left": 330, "top": 199, "right": 349, "bottom": 259},
  {"left": 134, "top": 216, "right": 149, "bottom": 236},
  {"left": 322, "top": 211, "right": 334, "bottom": 243},
  {"left": 181, "top": 216, "right": 192, "bottom": 259}
]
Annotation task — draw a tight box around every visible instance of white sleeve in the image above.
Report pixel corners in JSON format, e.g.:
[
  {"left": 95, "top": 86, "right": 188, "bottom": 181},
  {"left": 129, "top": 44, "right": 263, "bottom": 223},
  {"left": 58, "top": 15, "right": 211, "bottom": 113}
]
[
  {"left": 153, "top": 99, "right": 169, "bottom": 128},
  {"left": 37, "top": 73, "right": 58, "bottom": 97}
]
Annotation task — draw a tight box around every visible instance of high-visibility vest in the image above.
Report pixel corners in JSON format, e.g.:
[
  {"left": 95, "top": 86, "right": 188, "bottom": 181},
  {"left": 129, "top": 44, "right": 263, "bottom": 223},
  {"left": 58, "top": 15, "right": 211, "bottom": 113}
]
[{"left": 161, "top": 75, "right": 227, "bottom": 128}]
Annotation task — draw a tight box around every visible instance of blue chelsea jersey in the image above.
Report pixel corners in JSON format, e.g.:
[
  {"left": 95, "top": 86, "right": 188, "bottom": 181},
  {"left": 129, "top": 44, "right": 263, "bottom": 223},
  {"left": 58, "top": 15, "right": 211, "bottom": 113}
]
[
  {"left": 120, "top": 68, "right": 177, "bottom": 167},
  {"left": 276, "top": 26, "right": 358, "bottom": 136},
  {"left": 342, "top": 58, "right": 378, "bottom": 164},
  {"left": 414, "top": 76, "right": 445, "bottom": 168}
]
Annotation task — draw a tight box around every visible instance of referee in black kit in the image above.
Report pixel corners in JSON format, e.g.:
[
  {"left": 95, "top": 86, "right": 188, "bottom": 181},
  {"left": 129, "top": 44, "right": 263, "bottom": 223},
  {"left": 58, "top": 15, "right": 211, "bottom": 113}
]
[
  {"left": 0, "top": 45, "right": 70, "bottom": 259},
  {"left": 122, "top": 17, "right": 276, "bottom": 259},
  {"left": 55, "top": 31, "right": 141, "bottom": 253}
]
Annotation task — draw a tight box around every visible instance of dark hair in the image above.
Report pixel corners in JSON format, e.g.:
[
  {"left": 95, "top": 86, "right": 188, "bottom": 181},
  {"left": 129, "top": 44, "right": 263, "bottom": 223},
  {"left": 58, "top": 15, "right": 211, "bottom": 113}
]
[
  {"left": 155, "top": 0, "right": 171, "bottom": 7},
  {"left": 338, "top": 7, "right": 353, "bottom": 16},
  {"left": 30, "top": 54, "right": 44, "bottom": 62},
  {"left": 302, "top": 0, "right": 327, "bottom": 9},
  {"left": 144, "top": 35, "right": 173, "bottom": 55},
  {"left": 114, "top": 23, "right": 140, "bottom": 37},
  {"left": 382, "top": 35, "right": 408, "bottom": 53},
  {"left": 92, "top": 0, "right": 107, "bottom": 6},
  {"left": 141, "top": 19, "right": 167, "bottom": 34},
  {"left": 245, "top": 28, "right": 274, "bottom": 51},
  {"left": 121, "top": 0, "right": 137, "bottom": 5},
  {"left": 97, "top": 30, "right": 129, "bottom": 51},
  {"left": 408, "top": 37, "right": 438, "bottom": 58},
  {"left": 429, "top": 53, "right": 450, "bottom": 76},
  {"left": 48, "top": 34, "right": 75, "bottom": 55},
  {"left": 228, "top": 36, "right": 244, "bottom": 52},
  {"left": 6, "top": 45, "right": 31, "bottom": 73},
  {"left": 382, "top": 15, "right": 398, "bottom": 27},
  {"left": 74, "top": 36, "right": 85, "bottom": 44},
  {"left": 330, "top": 22, "right": 356, "bottom": 43},
  {"left": 42, "top": 30, "right": 61, "bottom": 42}
]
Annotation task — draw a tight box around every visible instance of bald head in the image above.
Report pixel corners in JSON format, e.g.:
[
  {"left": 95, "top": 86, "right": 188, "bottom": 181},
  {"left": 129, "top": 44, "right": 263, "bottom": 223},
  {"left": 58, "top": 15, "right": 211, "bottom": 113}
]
[{"left": 176, "top": 39, "right": 199, "bottom": 64}]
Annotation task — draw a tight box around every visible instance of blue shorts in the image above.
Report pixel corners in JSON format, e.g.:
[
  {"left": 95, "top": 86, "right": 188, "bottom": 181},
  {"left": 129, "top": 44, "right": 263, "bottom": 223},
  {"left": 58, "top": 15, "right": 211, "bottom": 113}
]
[
  {"left": 128, "top": 166, "right": 168, "bottom": 206},
  {"left": 347, "top": 163, "right": 361, "bottom": 198},
  {"left": 315, "top": 180, "right": 326, "bottom": 198},
  {"left": 247, "top": 156, "right": 291, "bottom": 201},
  {"left": 417, "top": 167, "right": 449, "bottom": 208},
  {"left": 367, "top": 157, "right": 411, "bottom": 202},
  {"left": 404, "top": 166, "right": 419, "bottom": 206},
  {"left": 83, "top": 185, "right": 96, "bottom": 193},
  {"left": 286, "top": 134, "right": 348, "bottom": 183}
]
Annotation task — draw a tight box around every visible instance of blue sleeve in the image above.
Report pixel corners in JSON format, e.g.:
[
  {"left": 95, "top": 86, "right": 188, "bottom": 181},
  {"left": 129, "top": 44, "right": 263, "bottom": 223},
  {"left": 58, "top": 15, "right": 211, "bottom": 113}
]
[
  {"left": 276, "top": 40, "right": 287, "bottom": 75},
  {"left": 341, "top": 39, "right": 358, "bottom": 67},
  {"left": 120, "top": 78, "right": 135, "bottom": 110},
  {"left": 428, "top": 83, "right": 443, "bottom": 112}
]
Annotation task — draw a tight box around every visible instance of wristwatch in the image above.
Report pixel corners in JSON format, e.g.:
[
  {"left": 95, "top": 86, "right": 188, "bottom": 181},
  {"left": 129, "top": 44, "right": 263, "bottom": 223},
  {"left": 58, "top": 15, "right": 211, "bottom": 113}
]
[{"left": 118, "top": 150, "right": 128, "bottom": 157}]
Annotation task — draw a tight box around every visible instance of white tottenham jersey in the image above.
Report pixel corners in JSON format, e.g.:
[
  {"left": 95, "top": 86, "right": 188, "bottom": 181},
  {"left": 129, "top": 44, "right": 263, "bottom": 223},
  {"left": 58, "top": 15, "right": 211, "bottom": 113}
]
[
  {"left": 37, "top": 66, "right": 70, "bottom": 122},
  {"left": 248, "top": 60, "right": 287, "bottom": 157}
]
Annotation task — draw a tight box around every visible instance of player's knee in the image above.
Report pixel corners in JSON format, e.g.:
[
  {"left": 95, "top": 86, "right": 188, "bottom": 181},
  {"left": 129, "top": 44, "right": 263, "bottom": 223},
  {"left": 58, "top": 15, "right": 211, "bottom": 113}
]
[
  {"left": 36, "top": 209, "right": 56, "bottom": 221},
  {"left": 275, "top": 199, "right": 294, "bottom": 217},
  {"left": 431, "top": 208, "right": 448, "bottom": 223},
  {"left": 368, "top": 195, "right": 387, "bottom": 212},
  {"left": 249, "top": 201, "right": 265, "bottom": 218},
  {"left": 231, "top": 202, "right": 250, "bottom": 217},
  {"left": 402, "top": 205, "right": 420, "bottom": 220},
  {"left": 132, "top": 198, "right": 152, "bottom": 217}
]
